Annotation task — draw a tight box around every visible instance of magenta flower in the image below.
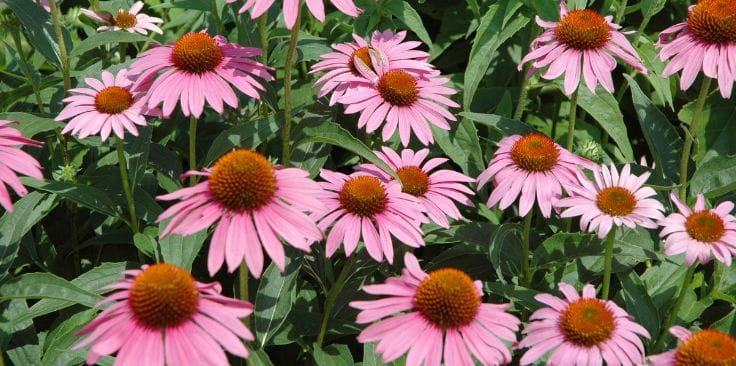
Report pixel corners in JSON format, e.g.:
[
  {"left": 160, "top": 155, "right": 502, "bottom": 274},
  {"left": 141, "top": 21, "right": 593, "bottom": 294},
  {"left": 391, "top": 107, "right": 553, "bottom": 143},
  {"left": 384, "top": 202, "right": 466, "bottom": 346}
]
[
  {"left": 648, "top": 326, "right": 736, "bottom": 365},
  {"left": 80, "top": 1, "right": 163, "bottom": 35},
  {"left": 519, "top": 282, "right": 650, "bottom": 366},
  {"left": 316, "top": 169, "right": 426, "bottom": 263},
  {"left": 351, "top": 252, "right": 520, "bottom": 366},
  {"left": 477, "top": 133, "right": 592, "bottom": 218},
  {"left": 557, "top": 163, "right": 665, "bottom": 238},
  {"left": 157, "top": 149, "right": 324, "bottom": 278},
  {"left": 659, "top": 192, "right": 736, "bottom": 266},
  {"left": 36, "top": 0, "right": 50, "bottom": 12},
  {"left": 129, "top": 31, "right": 273, "bottom": 118},
  {"left": 519, "top": 1, "right": 647, "bottom": 95},
  {"left": 0, "top": 120, "right": 43, "bottom": 212},
  {"left": 225, "top": 0, "right": 360, "bottom": 29},
  {"left": 658, "top": 0, "right": 736, "bottom": 98},
  {"left": 356, "top": 147, "right": 474, "bottom": 228},
  {"left": 73, "top": 263, "right": 254, "bottom": 365}
]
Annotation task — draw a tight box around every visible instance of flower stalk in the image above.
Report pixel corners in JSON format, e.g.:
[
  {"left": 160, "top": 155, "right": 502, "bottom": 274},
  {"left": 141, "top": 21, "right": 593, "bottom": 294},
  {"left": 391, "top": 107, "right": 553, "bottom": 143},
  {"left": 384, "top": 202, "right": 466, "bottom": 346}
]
[
  {"left": 281, "top": 0, "right": 302, "bottom": 166},
  {"left": 601, "top": 228, "right": 617, "bottom": 300},
  {"left": 653, "top": 264, "right": 697, "bottom": 351},
  {"left": 566, "top": 89, "right": 579, "bottom": 151},
  {"left": 521, "top": 211, "right": 533, "bottom": 287},
  {"left": 679, "top": 77, "right": 712, "bottom": 200}
]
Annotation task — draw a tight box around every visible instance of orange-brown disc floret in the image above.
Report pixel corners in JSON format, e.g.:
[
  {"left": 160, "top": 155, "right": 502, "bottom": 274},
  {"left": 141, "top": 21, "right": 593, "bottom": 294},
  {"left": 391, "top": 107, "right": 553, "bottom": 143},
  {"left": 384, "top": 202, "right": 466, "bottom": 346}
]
[
  {"left": 339, "top": 176, "right": 388, "bottom": 217},
  {"left": 129, "top": 263, "right": 200, "bottom": 329},
  {"left": 414, "top": 268, "right": 481, "bottom": 329},
  {"left": 208, "top": 149, "right": 277, "bottom": 212},
  {"left": 596, "top": 187, "right": 637, "bottom": 216},
  {"left": 688, "top": 0, "right": 736, "bottom": 44},
  {"left": 397, "top": 166, "right": 430, "bottom": 197},
  {"left": 675, "top": 329, "right": 736, "bottom": 366},
  {"left": 560, "top": 298, "right": 615, "bottom": 347},
  {"left": 510, "top": 134, "right": 560, "bottom": 172},
  {"left": 95, "top": 86, "right": 134, "bottom": 114},
  {"left": 114, "top": 10, "right": 137, "bottom": 29},
  {"left": 349, "top": 47, "right": 374, "bottom": 75},
  {"left": 556, "top": 9, "right": 611, "bottom": 50},
  {"left": 171, "top": 32, "right": 224, "bottom": 74},
  {"left": 686, "top": 210, "right": 726, "bottom": 243},
  {"left": 377, "top": 70, "right": 419, "bottom": 107}
]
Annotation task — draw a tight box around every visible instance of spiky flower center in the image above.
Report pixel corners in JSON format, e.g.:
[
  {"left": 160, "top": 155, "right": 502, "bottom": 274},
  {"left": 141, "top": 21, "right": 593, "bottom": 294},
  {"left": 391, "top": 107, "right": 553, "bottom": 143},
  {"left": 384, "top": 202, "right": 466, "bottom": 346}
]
[
  {"left": 510, "top": 134, "right": 560, "bottom": 172},
  {"left": 94, "top": 86, "right": 133, "bottom": 114},
  {"left": 129, "top": 263, "right": 199, "bottom": 329},
  {"left": 114, "top": 10, "right": 136, "bottom": 28},
  {"left": 414, "top": 268, "right": 480, "bottom": 329},
  {"left": 377, "top": 70, "right": 419, "bottom": 107},
  {"left": 556, "top": 9, "right": 611, "bottom": 50},
  {"left": 688, "top": 0, "right": 736, "bottom": 44},
  {"left": 397, "top": 166, "right": 429, "bottom": 197},
  {"left": 596, "top": 187, "right": 636, "bottom": 217},
  {"left": 560, "top": 298, "right": 615, "bottom": 346},
  {"left": 171, "top": 32, "right": 223, "bottom": 74},
  {"left": 349, "top": 47, "right": 373, "bottom": 75},
  {"left": 686, "top": 210, "right": 725, "bottom": 243},
  {"left": 675, "top": 329, "right": 736, "bottom": 366},
  {"left": 208, "top": 149, "right": 277, "bottom": 212},
  {"left": 339, "top": 176, "right": 387, "bottom": 217}
]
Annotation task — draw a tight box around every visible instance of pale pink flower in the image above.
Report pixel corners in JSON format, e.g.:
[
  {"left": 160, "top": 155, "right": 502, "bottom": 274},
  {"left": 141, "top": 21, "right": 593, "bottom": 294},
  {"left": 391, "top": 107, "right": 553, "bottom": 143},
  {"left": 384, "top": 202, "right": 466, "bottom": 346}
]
[
  {"left": 316, "top": 169, "right": 426, "bottom": 263},
  {"left": 0, "top": 120, "right": 43, "bottom": 212},
  {"left": 80, "top": 1, "right": 163, "bottom": 35},
  {"left": 557, "top": 163, "right": 665, "bottom": 238},
  {"left": 36, "top": 0, "right": 50, "bottom": 12},
  {"left": 351, "top": 252, "right": 520, "bottom": 366},
  {"left": 157, "top": 149, "right": 324, "bottom": 278},
  {"left": 519, "top": 1, "right": 647, "bottom": 95},
  {"left": 73, "top": 263, "right": 254, "bottom": 365},
  {"left": 129, "top": 31, "right": 273, "bottom": 118},
  {"left": 648, "top": 326, "right": 736, "bottom": 365},
  {"left": 225, "top": 0, "right": 361, "bottom": 29},
  {"left": 657, "top": 0, "right": 736, "bottom": 98},
  {"left": 659, "top": 192, "right": 736, "bottom": 266},
  {"left": 477, "top": 133, "right": 592, "bottom": 218},
  {"left": 356, "top": 147, "right": 474, "bottom": 228},
  {"left": 55, "top": 69, "right": 152, "bottom": 141},
  {"left": 519, "top": 282, "right": 650, "bottom": 366},
  {"left": 310, "top": 29, "right": 434, "bottom": 105}
]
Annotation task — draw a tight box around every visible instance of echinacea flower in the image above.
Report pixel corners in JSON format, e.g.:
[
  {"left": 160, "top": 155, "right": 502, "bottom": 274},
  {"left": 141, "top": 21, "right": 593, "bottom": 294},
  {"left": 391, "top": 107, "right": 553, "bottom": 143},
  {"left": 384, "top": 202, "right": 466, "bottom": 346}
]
[
  {"left": 648, "top": 326, "right": 736, "bottom": 365},
  {"left": 0, "top": 120, "right": 43, "bottom": 212},
  {"left": 225, "top": 0, "right": 360, "bottom": 29},
  {"left": 519, "top": 282, "right": 650, "bottom": 366},
  {"left": 55, "top": 69, "right": 152, "bottom": 141},
  {"left": 557, "top": 163, "right": 665, "bottom": 238},
  {"left": 73, "top": 263, "right": 254, "bottom": 365},
  {"left": 351, "top": 252, "right": 520, "bottom": 366},
  {"left": 80, "top": 1, "right": 163, "bottom": 35},
  {"left": 310, "top": 29, "right": 434, "bottom": 105},
  {"left": 357, "top": 147, "right": 474, "bottom": 228},
  {"left": 659, "top": 193, "right": 736, "bottom": 266},
  {"left": 316, "top": 169, "right": 426, "bottom": 263},
  {"left": 129, "top": 31, "right": 273, "bottom": 118},
  {"left": 157, "top": 149, "right": 324, "bottom": 278},
  {"left": 658, "top": 0, "right": 736, "bottom": 98},
  {"left": 477, "top": 133, "right": 592, "bottom": 218},
  {"left": 35, "top": 0, "right": 50, "bottom": 12},
  {"left": 519, "top": 1, "right": 647, "bottom": 95}
]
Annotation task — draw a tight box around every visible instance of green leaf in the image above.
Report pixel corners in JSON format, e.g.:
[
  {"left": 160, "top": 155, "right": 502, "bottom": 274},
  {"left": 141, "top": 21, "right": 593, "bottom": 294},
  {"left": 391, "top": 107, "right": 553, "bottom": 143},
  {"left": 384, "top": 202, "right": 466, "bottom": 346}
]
[
  {"left": 313, "top": 344, "right": 354, "bottom": 366},
  {"left": 0, "top": 113, "right": 63, "bottom": 138},
  {"left": 40, "top": 309, "right": 97, "bottom": 366},
  {"left": 384, "top": 1, "right": 433, "bottom": 47},
  {"left": 531, "top": 232, "right": 603, "bottom": 270},
  {"left": 489, "top": 223, "right": 523, "bottom": 281},
  {"left": 576, "top": 87, "right": 635, "bottom": 161},
  {"left": 158, "top": 223, "right": 207, "bottom": 271},
  {"left": 460, "top": 112, "right": 538, "bottom": 136},
  {"left": 431, "top": 119, "right": 485, "bottom": 177},
  {"left": 485, "top": 282, "right": 542, "bottom": 311},
  {"left": 247, "top": 347, "right": 275, "bottom": 366},
  {"left": 690, "top": 155, "right": 736, "bottom": 198},
  {"left": 21, "top": 179, "right": 118, "bottom": 217},
  {"left": 678, "top": 93, "right": 736, "bottom": 163},
  {"left": 618, "top": 271, "right": 660, "bottom": 337},
  {"left": 203, "top": 115, "right": 280, "bottom": 165},
  {"left": 5, "top": 0, "right": 70, "bottom": 66},
  {"left": 70, "top": 32, "right": 151, "bottom": 59},
  {"left": 0, "top": 273, "right": 102, "bottom": 307},
  {"left": 254, "top": 256, "right": 301, "bottom": 347}
]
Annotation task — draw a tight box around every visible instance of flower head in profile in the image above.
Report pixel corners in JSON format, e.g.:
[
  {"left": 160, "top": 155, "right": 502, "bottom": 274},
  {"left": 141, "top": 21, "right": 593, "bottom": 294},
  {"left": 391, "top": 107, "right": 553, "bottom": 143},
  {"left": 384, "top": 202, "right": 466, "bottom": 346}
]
[
  {"left": 357, "top": 147, "right": 474, "bottom": 228},
  {"left": 659, "top": 193, "right": 736, "bottom": 266},
  {"left": 316, "top": 169, "right": 427, "bottom": 263},
  {"left": 157, "top": 149, "right": 324, "bottom": 278},
  {"left": 519, "top": 1, "right": 647, "bottom": 95},
  {"left": 129, "top": 31, "right": 273, "bottom": 118},
  {"left": 73, "top": 263, "right": 254, "bottom": 366},
  {"left": 225, "top": 0, "right": 360, "bottom": 29},
  {"left": 351, "top": 252, "right": 520, "bottom": 366},
  {"left": 477, "top": 133, "right": 593, "bottom": 218},
  {"left": 0, "top": 120, "right": 43, "bottom": 212},
  {"left": 81, "top": 1, "right": 163, "bottom": 35},
  {"left": 55, "top": 69, "right": 152, "bottom": 141},
  {"left": 657, "top": 0, "right": 736, "bottom": 98},
  {"left": 557, "top": 163, "right": 665, "bottom": 238},
  {"left": 648, "top": 326, "right": 736, "bottom": 365},
  {"left": 519, "top": 282, "right": 650, "bottom": 366}
]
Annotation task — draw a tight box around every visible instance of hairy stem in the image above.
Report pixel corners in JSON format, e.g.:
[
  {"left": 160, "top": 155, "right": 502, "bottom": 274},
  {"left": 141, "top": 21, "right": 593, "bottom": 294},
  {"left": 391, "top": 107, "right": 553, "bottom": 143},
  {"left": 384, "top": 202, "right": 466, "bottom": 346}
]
[
  {"left": 189, "top": 115, "right": 198, "bottom": 186},
  {"left": 258, "top": 14, "right": 269, "bottom": 64},
  {"left": 654, "top": 264, "right": 697, "bottom": 351},
  {"left": 679, "top": 77, "right": 711, "bottom": 200},
  {"left": 281, "top": 0, "right": 302, "bottom": 166},
  {"left": 239, "top": 261, "right": 250, "bottom": 327},
  {"left": 566, "top": 89, "right": 579, "bottom": 151},
  {"left": 10, "top": 28, "right": 44, "bottom": 112},
  {"left": 47, "top": 0, "right": 71, "bottom": 92},
  {"left": 521, "top": 211, "right": 533, "bottom": 287},
  {"left": 116, "top": 139, "right": 140, "bottom": 235},
  {"left": 601, "top": 228, "right": 617, "bottom": 300}
]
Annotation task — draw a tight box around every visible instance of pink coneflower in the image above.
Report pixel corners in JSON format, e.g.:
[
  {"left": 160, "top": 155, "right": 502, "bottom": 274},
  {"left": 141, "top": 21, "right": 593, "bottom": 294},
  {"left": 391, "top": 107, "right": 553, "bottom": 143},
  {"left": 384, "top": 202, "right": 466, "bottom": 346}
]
[
  {"left": 310, "top": 30, "right": 433, "bottom": 105},
  {"left": 658, "top": 0, "right": 736, "bottom": 98},
  {"left": 519, "top": 1, "right": 647, "bottom": 95},
  {"left": 157, "top": 149, "right": 324, "bottom": 278},
  {"left": 658, "top": 192, "right": 736, "bottom": 266},
  {"left": 129, "top": 31, "right": 273, "bottom": 118},
  {"left": 73, "top": 263, "right": 254, "bottom": 365},
  {"left": 519, "top": 282, "right": 650, "bottom": 366},
  {"left": 477, "top": 133, "right": 592, "bottom": 218},
  {"left": 557, "top": 163, "right": 665, "bottom": 238},
  {"left": 0, "top": 120, "right": 43, "bottom": 212},
  {"left": 36, "top": 0, "right": 50, "bottom": 12},
  {"left": 351, "top": 252, "right": 519, "bottom": 366},
  {"left": 316, "top": 169, "right": 426, "bottom": 263},
  {"left": 356, "top": 147, "right": 474, "bottom": 228},
  {"left": 225, "top": 0, "right": 360, "bottom": 29},
  {"left": 80, "top": 1, "right": 163, "bottom": 35},
  {"left": 648, "top": 326, "right": 736, "bottom": 365},
  {"left": 55, "top": 69, "right": 152, "bottom": 141}
]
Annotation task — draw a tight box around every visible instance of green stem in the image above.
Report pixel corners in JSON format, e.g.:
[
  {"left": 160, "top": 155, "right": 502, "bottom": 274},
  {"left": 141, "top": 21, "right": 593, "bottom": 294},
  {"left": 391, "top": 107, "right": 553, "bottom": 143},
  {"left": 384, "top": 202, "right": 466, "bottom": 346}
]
[
  {"left": 9, "top": 28, "right": 44, "bottom": 112},
  {"left": 47, "top": 0, "right": 71, "bottom": 92},
  {"left": 601, "top": 228, "right": 617, "bottom": 300},
  {"left": 210, "top": 0, "right": 223, "bottom": 35},
  {"left": 654, "top": 264, "right": 697, "bottom": 351},
  {"left": 116, "top": 139, "right": 140, "bottom": 235},
  {"left": 708, "top": 261, "right": 725, "bottom": 298},
  {"left": 281, "top": 0, "right": 302, "bottom": 167},
  {"left": 566, "top": 89, "right": 578, "bottom": 151},
  {"left": 239, "top": 261, "right": 250, "bottom": 327},
  {"left": 316, "top": 255, "right": 355, "bottom": 348},
  {"left": 521, "top": 212, "right": 533, "bottom": 287},
  {"left": 257, "top": 14, "right": 269, "bottom": 64},
  {"left": 189, "top": 115, "right": 198, "bottom": 186},
  {"left": 679, "top": 77, "right": 711, "bottom": 200},
  {"left": 513, "top": 25, "right": 539, "bottom": 121},
  {"left": 614, "top": 0, "right": 628, "bottom": 24}
]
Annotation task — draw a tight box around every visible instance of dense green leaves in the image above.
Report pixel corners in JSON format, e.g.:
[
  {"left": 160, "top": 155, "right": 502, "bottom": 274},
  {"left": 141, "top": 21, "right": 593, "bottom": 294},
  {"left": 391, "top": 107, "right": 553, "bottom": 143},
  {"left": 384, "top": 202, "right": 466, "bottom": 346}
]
[
  {"left": 690, "top": 156, "right": 736, "bottom": 198},
  {"left": 254, "top": 257, "right": 301, "bottom": 347},
  {"left": 576, "top": 87, "right": 634, "bottom": 161}
]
